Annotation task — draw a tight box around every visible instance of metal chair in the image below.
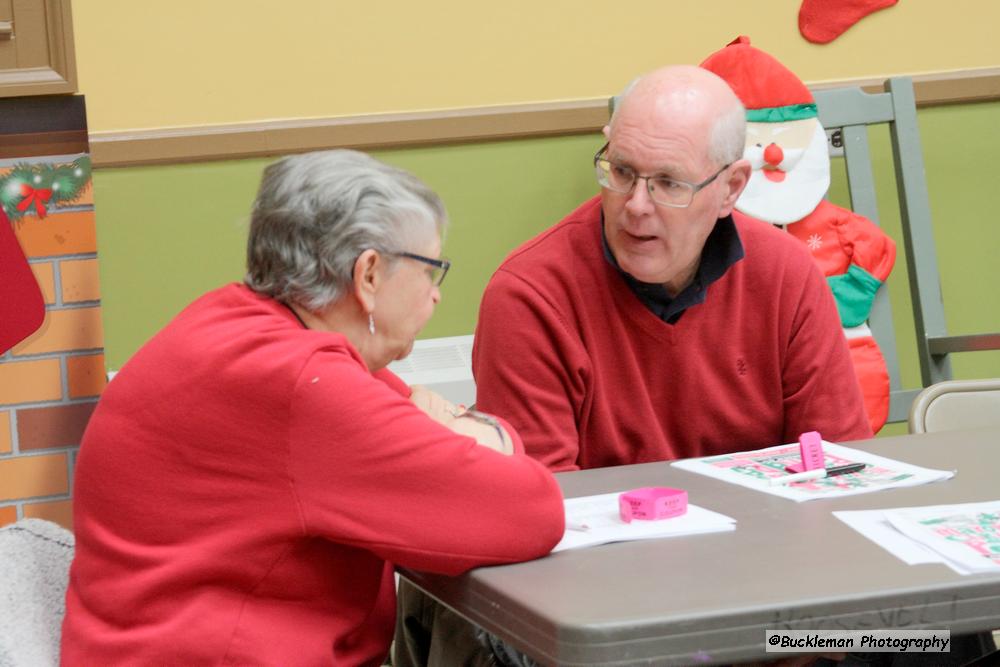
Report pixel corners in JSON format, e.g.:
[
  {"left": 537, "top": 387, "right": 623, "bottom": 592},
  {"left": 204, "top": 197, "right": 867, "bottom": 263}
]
[
  {"left": 812, "top": 78, "right": 1000, "bottom": 425},
  {"left": 908, "top": 378, "right": 1000, "bottom": 663},
  {"left": 908, "top": 377, "right": 1000, "bottom": 433}
]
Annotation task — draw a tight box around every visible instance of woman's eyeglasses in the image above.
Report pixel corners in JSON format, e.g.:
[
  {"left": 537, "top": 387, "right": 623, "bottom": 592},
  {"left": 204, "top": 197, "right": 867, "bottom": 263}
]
[{"left": 390, "top": 252, "right": 451, "bottom": 286}]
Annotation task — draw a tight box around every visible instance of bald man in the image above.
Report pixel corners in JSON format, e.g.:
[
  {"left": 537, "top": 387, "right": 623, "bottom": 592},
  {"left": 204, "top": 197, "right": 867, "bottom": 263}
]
[
  {"left": 473, "top": 65, "right": 871, "bottom": 473},
  {"left": 395, "top": 66, "right": 871, "bottom": 667}
]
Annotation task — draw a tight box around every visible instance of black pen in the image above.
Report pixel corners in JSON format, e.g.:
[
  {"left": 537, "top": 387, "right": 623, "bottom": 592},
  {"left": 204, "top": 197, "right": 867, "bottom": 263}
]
[
  {"left": 825, "top": 462, "right": 867, "bottom": 477},
  {"left": 783, "top": 462, "right": 867, "bottom": 476},
  {"left": 777, "top": 462, "right": 868, "bottom": 483}
]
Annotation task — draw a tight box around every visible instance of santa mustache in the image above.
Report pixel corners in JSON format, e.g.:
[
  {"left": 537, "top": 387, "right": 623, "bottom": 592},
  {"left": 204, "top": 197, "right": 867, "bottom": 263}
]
[{"left": 743, "top": 143, "right": 806, "bottom": 172}]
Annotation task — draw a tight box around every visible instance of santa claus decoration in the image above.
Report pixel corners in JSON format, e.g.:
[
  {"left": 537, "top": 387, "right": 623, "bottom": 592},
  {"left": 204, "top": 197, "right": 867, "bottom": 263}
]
[{"left": 702, "top": 36, "right": 896, "bottom": 432}]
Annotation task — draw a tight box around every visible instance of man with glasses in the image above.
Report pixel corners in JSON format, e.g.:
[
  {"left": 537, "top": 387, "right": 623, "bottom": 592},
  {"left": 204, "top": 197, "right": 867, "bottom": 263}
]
[
  {"left": 395, "top": 65, "right": 870, "bottom": 667},
  {"left": 472, "top": 64, "right": 871, "bottom": 476}
]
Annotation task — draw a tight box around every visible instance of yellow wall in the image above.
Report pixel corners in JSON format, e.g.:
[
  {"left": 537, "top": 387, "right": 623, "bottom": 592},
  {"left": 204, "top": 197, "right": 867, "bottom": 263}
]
[{"left": 73, "top": 1, "right": 1000, "bottom": 132}]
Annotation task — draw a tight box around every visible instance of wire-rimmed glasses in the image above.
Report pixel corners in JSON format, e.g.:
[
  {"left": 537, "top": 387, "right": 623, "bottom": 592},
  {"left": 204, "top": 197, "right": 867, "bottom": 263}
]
[{"left": 593, "top": 142, "right": 729, "bottom": 208}]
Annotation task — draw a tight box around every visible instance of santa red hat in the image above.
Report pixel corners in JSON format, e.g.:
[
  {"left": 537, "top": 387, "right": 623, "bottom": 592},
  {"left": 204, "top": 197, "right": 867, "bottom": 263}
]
[{"left": 700, "top": 36, "right": 816, "bottom": 123}]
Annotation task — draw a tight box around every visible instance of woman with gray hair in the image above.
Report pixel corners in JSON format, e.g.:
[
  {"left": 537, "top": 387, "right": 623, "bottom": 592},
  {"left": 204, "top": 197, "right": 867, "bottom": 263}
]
[{"left": 62, "top": 150, "right": 565, "bottom": 666}]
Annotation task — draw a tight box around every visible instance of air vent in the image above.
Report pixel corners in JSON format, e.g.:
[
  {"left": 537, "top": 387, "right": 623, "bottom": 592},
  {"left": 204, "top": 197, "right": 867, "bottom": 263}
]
[{"left": 388, "top": 334, "right": 476, "bottom": 406}]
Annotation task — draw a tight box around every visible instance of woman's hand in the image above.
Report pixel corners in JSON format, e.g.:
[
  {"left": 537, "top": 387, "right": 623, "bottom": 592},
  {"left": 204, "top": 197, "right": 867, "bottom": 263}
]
[
  {"left": 409, "top": 385, "right": 458, "bottom": 425},
  {"left": 409, "top": 386, "right": 512, "bottom": 455}
]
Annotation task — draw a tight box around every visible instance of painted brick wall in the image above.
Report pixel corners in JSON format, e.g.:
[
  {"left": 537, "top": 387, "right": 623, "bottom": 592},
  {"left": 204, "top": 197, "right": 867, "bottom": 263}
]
[{"left": 0, "top": 161, "right": 100, "bottom": 531}]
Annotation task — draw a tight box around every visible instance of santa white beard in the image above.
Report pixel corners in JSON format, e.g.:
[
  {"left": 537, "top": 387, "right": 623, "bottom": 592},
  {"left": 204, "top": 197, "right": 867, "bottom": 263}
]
[{"left": 736, "top": 122, "right": 831, "bottom": 225}]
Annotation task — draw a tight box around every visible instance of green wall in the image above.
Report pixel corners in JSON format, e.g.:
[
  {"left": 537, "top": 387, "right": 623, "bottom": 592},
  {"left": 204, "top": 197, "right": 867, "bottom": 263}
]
[
  {"left": 94, "top": 101, "right": 1000, "bottom": 437},
  {"left": 94, "top": 135, "right": 601, "bottom": 369}
]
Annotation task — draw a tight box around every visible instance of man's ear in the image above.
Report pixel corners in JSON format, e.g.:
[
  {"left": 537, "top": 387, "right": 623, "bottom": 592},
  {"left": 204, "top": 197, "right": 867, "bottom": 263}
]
[
  {"left": 352, "top": 249, "right": 381, "bottom": 313},
  {"left": 717, "top": 159, "right": 751, "bottom": 218}
]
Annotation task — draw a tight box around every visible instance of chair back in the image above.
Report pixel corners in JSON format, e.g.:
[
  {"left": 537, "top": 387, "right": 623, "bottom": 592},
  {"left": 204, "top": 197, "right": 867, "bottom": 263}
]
[
  {"left": 812, "top": 77, "right": 1000, "bottom": 424},
  {"left": 908, "top": 377, "right": 1000, "bottom": 433},
  {"left": 0, "top": 518, "right": 74, "bottom": 667}
]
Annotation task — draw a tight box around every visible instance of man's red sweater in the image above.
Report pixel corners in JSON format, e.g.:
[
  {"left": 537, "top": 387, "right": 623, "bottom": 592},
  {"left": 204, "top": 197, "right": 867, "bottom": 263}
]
[{"left": 474, "top": 196, "right": 872, "bottom": 472}]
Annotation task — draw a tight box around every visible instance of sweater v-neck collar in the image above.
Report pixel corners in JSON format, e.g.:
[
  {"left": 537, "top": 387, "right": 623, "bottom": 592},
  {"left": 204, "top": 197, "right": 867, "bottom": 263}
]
[{"left": 600, "top": 213, "right": 744, "bottom": 324}]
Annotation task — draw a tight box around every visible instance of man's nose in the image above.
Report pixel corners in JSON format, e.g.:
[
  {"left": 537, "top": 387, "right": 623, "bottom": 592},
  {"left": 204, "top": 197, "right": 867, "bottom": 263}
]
[
  {"left": 625, "top": 177, "right": 654, "bottom": 214},
  {"left": 764, "top": 143, "right": 784, "bottom": 167},
  {"left": 431, "top": 285, "right": 441, "bottom": 304}
]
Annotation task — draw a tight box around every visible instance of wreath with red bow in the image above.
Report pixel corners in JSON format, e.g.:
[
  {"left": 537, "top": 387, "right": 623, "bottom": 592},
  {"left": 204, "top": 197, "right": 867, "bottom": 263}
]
[{"left": 0, "top": 156, "right": 92, "bottom": 222}]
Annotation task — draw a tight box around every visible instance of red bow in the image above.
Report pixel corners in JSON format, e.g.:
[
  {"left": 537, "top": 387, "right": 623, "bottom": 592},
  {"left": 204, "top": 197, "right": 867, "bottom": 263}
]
[{"left": 17, "top": 183, "right": 54, "bottom": 218}]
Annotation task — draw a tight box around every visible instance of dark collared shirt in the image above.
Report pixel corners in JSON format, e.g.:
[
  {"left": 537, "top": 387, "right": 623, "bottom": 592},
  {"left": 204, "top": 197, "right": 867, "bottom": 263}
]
[{"left": 601, "top": 214, "right": 745, "bottom": 324}]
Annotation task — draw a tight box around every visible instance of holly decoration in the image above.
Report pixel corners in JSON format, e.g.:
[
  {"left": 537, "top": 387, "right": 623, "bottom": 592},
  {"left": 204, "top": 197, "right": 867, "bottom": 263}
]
[{"left": 0, "top": 155, "right": 92, "bottom": 221}]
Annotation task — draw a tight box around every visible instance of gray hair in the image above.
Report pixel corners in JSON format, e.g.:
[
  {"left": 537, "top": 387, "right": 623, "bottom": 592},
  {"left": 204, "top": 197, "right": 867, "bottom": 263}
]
[
  {"left": 607, "top": 77, "right": 639, "bottom": 132},
  {"left": 245, "top": 149, "right": 447, "bottom": 311},
  {"left": 708, "top": 100, "right": 747, "bottom": 166}
]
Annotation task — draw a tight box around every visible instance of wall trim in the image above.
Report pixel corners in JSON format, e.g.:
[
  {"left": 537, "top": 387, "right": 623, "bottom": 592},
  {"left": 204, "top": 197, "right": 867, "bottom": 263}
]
[{"left": 90, "top": 67, "right": 1000, "bottom": 168}]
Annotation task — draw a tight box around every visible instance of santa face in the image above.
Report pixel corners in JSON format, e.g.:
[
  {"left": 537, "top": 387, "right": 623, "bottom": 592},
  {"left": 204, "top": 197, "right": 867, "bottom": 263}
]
[{"left": 737, "top": 117, "right": 831, "bottom": 225}]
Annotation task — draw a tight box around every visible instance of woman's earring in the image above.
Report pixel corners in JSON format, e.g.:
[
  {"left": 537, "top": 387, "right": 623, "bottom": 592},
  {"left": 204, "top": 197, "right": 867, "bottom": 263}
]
[{"left": 368, "top": 313, "right": 376, "bottom": 336}]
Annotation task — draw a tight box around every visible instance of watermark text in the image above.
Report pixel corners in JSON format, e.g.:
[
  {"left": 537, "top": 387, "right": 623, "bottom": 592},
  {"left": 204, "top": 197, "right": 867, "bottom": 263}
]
[{"left": 765, "top": 630, "right": 951, "bottom": 653}]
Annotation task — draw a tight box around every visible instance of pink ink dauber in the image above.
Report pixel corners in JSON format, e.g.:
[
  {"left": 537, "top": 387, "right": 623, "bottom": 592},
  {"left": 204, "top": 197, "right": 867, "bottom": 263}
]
[{"left": 785, "top": 431, "right": 825, "bottom": 473}]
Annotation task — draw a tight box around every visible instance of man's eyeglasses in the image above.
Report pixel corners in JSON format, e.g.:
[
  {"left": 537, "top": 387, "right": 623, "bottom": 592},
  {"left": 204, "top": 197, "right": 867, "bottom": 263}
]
[
  {"left": 390, "top": 252, "right": 451, "bottom": 287},
  {"left": 593, "top": 142, "right": 730, "bottom": 209}
]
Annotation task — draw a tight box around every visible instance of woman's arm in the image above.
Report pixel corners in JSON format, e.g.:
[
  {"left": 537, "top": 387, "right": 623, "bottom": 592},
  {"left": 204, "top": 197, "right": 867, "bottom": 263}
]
[{"left": 409, "top": 385, "right": 512, "bottom": 455}]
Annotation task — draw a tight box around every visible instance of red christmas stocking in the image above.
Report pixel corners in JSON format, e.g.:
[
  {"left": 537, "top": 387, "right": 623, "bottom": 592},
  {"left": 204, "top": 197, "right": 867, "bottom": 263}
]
[
  {"left": 0, "top": 209, "right": 45, "bottom": 354},
  {"left": 799, "top": 0, "right": 898, "bottom": 44}
]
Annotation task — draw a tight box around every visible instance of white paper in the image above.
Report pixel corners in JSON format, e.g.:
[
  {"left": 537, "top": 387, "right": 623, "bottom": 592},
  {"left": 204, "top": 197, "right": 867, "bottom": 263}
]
[
  {"left": 834, "top": 502, "right": 1000, "bottom": 576},
  {"left": 551, "top": 492, "right": 736, "bottom": 553},
  {"left": 833, "top": 510, "right": 948, "bottom": 566},
  {"left": 672, "top": 442, "right": 953, "bottom": 502},
  {"left": 883, "top": 501, "right": 1000, "bottom": 574}
]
